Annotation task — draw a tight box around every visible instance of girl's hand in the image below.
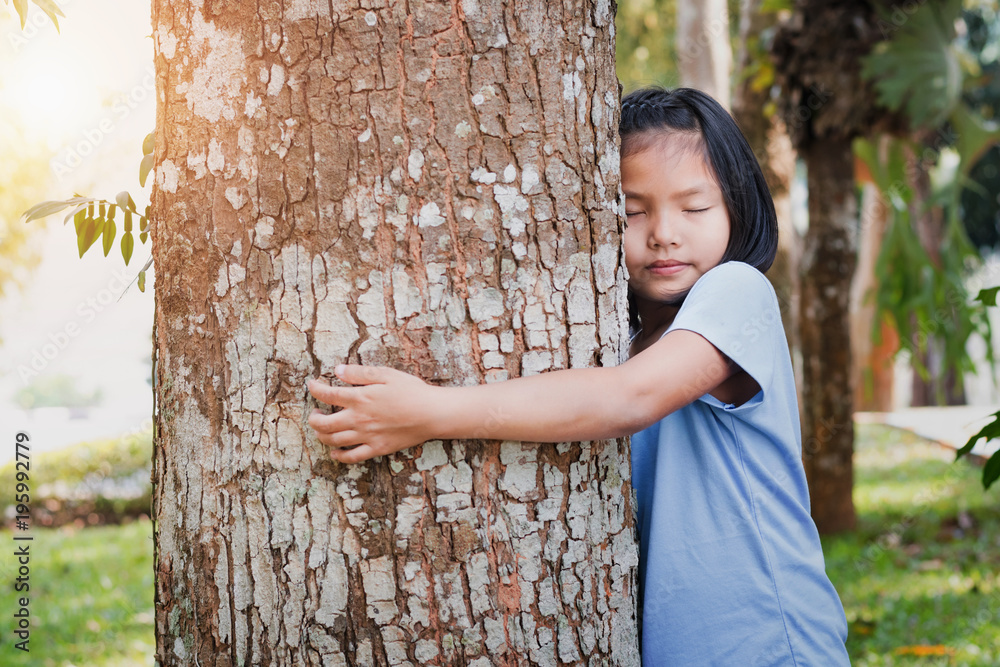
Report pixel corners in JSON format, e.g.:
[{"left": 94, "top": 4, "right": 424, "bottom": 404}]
[{"left": 306, "top": 365, "right": 439, "bottom": 464}]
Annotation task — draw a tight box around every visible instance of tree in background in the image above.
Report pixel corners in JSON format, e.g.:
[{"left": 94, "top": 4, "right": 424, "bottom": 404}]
[
  {"left": 149, "top": 1, "right": 638, "bottom": 664},
  {"left": 732, "top": 0, "right": 800, "bottom": 385},
  {"left": 771, "top": 1, "right": 895, "bottom": 534},
  {"left": 676, "top": 0, "right": 732, "bottom": 107}
]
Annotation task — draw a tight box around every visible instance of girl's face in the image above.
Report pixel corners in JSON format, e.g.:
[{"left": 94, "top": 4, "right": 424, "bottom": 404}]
[{"left": 622, "top": 135, "right": 731, "bottom": 307}]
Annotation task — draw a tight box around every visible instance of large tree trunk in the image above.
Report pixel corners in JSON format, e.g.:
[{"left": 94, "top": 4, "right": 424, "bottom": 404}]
[
  {"left": 149, "top": 2, "right": 639, "bottom": 665},
  {"left": 676, "top": 0, "right": 732, "bottom": 108},
  {"left": 732, "top": 0, "right": 800, "bottom": 390},
  {"left": 800, "top": 136, "right": 857, "bottom": 535}
]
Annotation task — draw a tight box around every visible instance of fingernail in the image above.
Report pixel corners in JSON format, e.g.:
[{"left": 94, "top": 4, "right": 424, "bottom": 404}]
[{"left": 335, "top": 364, "right": 345, "bottom": 376}]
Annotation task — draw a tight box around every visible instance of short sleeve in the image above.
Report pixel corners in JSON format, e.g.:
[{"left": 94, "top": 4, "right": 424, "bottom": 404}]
[{"left": 665, "top": 261, "right": 785, "bottom": 399}]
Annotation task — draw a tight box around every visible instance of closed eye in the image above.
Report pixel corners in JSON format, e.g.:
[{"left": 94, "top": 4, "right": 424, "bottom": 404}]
[{"left": 684, "top": 208, "right": 709, "bottom": 214}]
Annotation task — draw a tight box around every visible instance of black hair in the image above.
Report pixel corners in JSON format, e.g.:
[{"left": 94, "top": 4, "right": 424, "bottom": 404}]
[{"left": 620, "top": 86, "right": 779, "bottom": 332}]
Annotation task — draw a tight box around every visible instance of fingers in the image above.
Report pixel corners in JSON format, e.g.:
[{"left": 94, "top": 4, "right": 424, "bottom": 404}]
[
  {"left": 307, "top": 378, "right": 357, "bottom": 408},
  {"left": 334, "top": 364, "right": 400, "bottom": 386},
  {"left": 329, "top": 443, "right": 378, "bottom": 464},
  {"left": 307, "top": 407, "right": 352, "bottom": 433}
]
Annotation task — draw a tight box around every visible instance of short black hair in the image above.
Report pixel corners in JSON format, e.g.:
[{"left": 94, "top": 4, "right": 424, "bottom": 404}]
[{"left": 620, "top": 87, "right": 779, "bottom": 332}]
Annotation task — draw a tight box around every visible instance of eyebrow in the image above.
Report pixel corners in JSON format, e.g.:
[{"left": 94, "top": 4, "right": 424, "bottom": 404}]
[
  {"left": 670, "top": 185, "right": 708, "bottom": 199},
  {"left": 622, "top": 185, "right": 710, "bottom": 200}
]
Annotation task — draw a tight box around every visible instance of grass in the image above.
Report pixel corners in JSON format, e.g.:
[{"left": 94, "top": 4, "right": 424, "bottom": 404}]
[
  {"left": 0, "top": 519, "right": 155, "bottom": 666},
  {"left": 1, "top": 423, "right": 997, "bottom": 665},
  {"left": 824, "top": 423, "right": 1000, "bottom": 666}
]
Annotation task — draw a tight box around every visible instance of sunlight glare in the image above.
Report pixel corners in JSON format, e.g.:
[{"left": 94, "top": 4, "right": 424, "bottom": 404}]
[{"left": 2, "top": 50, "right": 100, "bottom": 141}]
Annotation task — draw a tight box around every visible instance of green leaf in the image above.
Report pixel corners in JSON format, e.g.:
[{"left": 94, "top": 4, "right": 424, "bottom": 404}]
[
  {"left": 102, "top": 219, "right": 116, "bottom": 257},
  {"left": 139, "top": 230, "right": 148, "bottom": 244},
  {"left": 124, "top": 209, "right": 133, "bottom": 232},
  {"left": 976, "top": 286, "right": 1000, "bottom": 307},
  {"left": 138, "top": 271, "right": 146, "bottom": 293},
  {"left": 121, "top": 231, "right": 134, "bottom": 266},
  {"left": 984, "top": 452, "right": 1000, "bottom": 491},
  {"left": 955, "top": 410, "right": 1000, "bottom": 459},
  {"left": 139, "top": 154, "right": 154, "bottom": 187},
  {"left": 142, "top": 132, "right": 155, "bottom": 156},
  {"left": 139, "top": 216, "right": 147, "bottom": 233},
  {"left": 861, "top": 0, "right": 965, "bottom": 128},
  {"left": 77, "top": 218, "right": 101, "bottom": 258}
]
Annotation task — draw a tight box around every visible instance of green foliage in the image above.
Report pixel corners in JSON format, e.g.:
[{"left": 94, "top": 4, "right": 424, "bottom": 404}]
[
  {"left": 615, "top": 0, "right": 679, "bottom": 92},
  {"left": 862, "top": 0, "right": 967, "bottom": 128},
  {"left": 954, "top": 288, "right": 1000, "bottom": 491},
  {"left": 22, "top": 191, "right": 152, "bottom": 291},
  {"left": 825, "top": 424, "right": 1000, "bottom": 664},
  {"left": 857, "top": 135, "right": 993, "bottom": 397},
  {"left": 0, "top": 427, "right": 152, "bottom": 525},
  {"left": 13, "top": 373, "right": 102, "bottom": 409},
  {"left": 22, "top": 131, "right": 155, "bottom": 293},
  {"left": 3, "top": 0, "right": 63, "bottom": 31}
]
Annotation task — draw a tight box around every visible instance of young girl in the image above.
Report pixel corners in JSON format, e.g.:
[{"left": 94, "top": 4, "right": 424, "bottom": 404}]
[{"left": 307, "top": 87, "right": 850, "bottom": 665}]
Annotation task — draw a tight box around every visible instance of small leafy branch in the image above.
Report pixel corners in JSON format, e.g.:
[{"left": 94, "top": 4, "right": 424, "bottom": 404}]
[
  {"left": 21, "top": 132, "right": 155, "bottom": 292},
  {"left": 955, "top": 285, "right": 1000, "bottom": 491},
  {"left": 3, "top": 0, "right": 63, "bottom": 30}
]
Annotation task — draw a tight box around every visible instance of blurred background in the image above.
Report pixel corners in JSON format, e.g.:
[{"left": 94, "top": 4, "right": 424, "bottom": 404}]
[{"left": 1, "top": 0, "right": 999, "bottom": 665}]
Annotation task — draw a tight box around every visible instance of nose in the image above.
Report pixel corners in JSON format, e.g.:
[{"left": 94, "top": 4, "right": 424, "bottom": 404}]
[{"left": 648, "top": 211, "right": 679, "bottom": 248}]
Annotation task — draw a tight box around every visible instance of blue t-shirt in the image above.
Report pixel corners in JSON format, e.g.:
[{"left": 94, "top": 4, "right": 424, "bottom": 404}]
[{"left": 631, "top": 261, "right": 849, "bottom": 665}]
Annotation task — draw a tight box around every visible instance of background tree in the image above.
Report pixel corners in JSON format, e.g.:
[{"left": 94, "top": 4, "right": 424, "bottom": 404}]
[
  {"left": 732, "top": 0, "right": 800, "bottom": 384},
  {"left": 771, "top": 1, "right": 894, "bottom": 534},
  {"left": 149, "top": 1, "right": 638, "bottom": 665},
  {"left": 676, "top": 0, "right": 732, "bottom": 107}
]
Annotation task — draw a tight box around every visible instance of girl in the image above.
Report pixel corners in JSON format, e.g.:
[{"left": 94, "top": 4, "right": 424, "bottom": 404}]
[{"left": 307, "top": 87, "right": 850, "bottom": 665}]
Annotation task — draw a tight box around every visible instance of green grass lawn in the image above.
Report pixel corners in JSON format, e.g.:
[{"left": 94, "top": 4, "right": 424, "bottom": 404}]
[
  {"left": 1, "top": 423, "right": 997, "bottom": 665},
  {"left": 0, "top": 519, "right": 154, "bottom": 666},
  {"left": 825, "top": 423, "right": 1000, "bottom": 666}
]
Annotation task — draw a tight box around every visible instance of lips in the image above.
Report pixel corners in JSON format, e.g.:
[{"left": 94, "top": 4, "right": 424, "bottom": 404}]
[{"left": 646, "top": 260, "right": 688, "bottom": 275}]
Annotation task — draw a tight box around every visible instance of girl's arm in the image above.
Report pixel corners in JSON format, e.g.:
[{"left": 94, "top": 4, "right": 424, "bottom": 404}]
[{"left": 307, "top": 329, "right": 736, "bottom": 463}]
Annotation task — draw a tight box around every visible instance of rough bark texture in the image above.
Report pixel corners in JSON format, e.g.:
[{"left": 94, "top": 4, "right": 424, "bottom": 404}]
[
  {"left": 799, "top": 136, "right": 857, "bottom": 534},
  {"left": 149, "top": 1, "right": 639, "bottom": 665},
  {"left": 675, "top": 0, "right": 731, "bottom": 108},
  {"left": 732, "top": 0, "right": 800, "bottom": 391},
  {"left": 771, "top": 1, "right": 899, "bottom": 534}
]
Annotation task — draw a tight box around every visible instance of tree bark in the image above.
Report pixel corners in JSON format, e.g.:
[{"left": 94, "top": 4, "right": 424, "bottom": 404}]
[
  {"left": 676, "top": 0, "right": 732, "bottom": 108},
  {"left": 149, "top": 2, "right": 639, "bottom": 665},
  {"left": 800, "top": 135, "right": 857, "bottom": 535}
]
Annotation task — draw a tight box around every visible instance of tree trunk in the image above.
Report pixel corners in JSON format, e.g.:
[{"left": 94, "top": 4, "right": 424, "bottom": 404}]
[
  {"left": 732, "top": 0, "right": 800, "bottom": 392},
  {"left": 851, "top": 169, "right": 897, "bottom": 413},
  {"left": 149, "top": 2, "right": 639, "bottom": 666},
  {"left": 676, "top": 0, "right": 732, "bottom": 108},
  {"left": 800, "top": 135, "right": 857, "bottom": 535},
  {"left": 906, "top": 142, "right": 966, "bottom": 407}
]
